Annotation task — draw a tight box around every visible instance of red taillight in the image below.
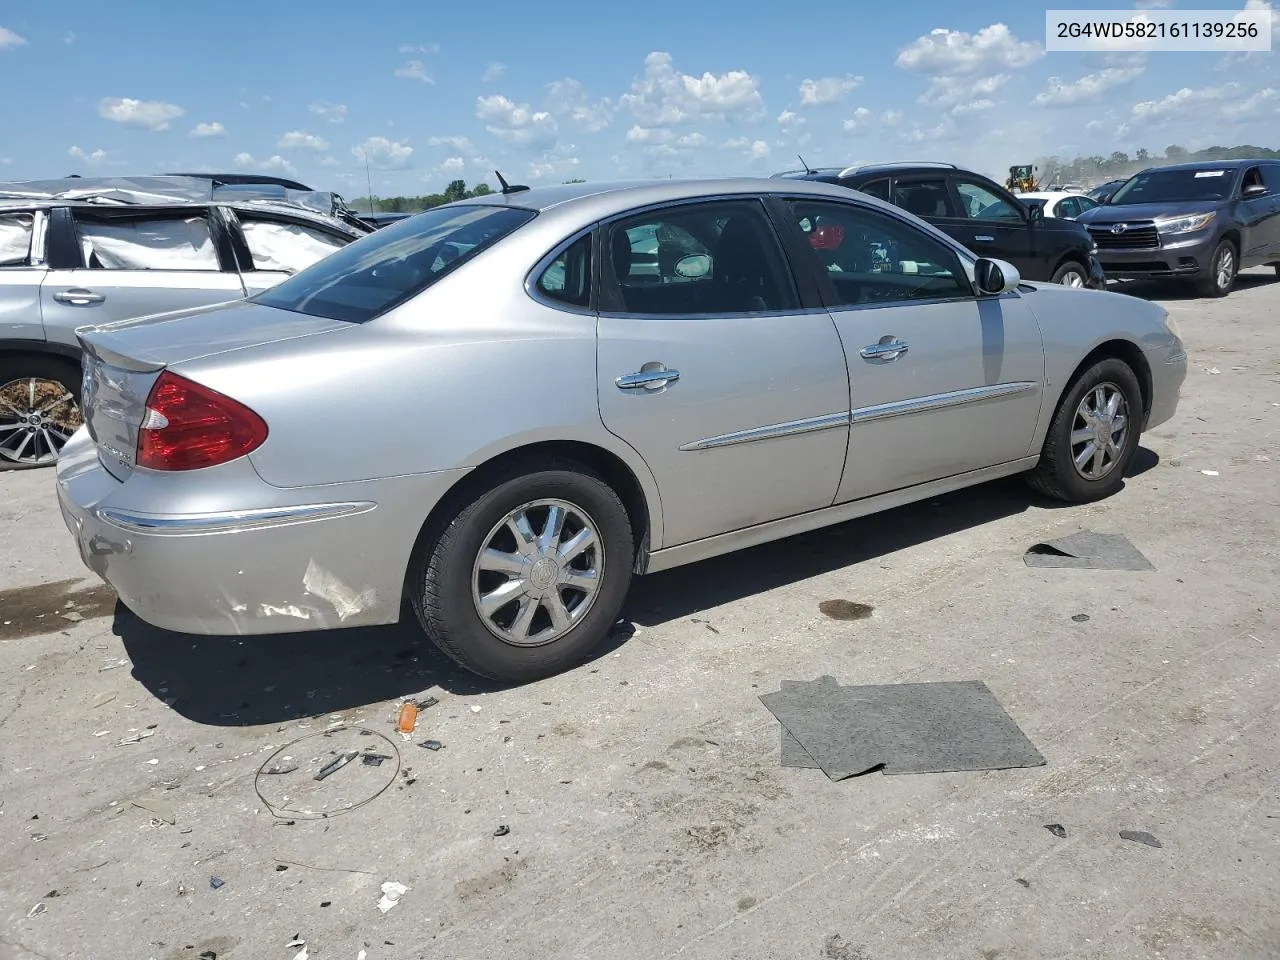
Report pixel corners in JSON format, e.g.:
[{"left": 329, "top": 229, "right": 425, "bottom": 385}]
[{"left": 136, "top": 371, "right": 268, "bottom": 471}]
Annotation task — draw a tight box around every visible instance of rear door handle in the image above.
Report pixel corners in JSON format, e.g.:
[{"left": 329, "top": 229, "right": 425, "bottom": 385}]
[
  {"left": 860, "top": 339, "right": 909, "bottom": 362},
  {"left": 616, "top": 365, "right": 680, "bottom": 391},
  {"left": 53, "top": 288, "right": 105, "bottom": 305},
  {"left": 973, "top": 235, "right": 995, "bottom": 242}
]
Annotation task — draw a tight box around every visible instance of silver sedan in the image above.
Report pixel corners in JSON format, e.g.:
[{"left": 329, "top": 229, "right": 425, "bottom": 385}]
[{"left": 55, "top": 177, "right": 1187, "bottom": 682}]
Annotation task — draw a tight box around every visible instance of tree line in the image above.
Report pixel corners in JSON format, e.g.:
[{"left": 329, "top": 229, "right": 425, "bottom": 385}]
[{"left": 1035, "top": 143, "right": 1280, "bottom": 188}]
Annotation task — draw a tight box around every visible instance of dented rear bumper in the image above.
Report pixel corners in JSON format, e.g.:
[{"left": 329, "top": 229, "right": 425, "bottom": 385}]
[{"left": 54, "top": 426, "right": 468, "bottom": 636}]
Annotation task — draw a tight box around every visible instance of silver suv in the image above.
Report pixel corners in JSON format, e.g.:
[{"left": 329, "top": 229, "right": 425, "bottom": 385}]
[{"left": 1, "top": 177, "right": 369, "bottom": 467}]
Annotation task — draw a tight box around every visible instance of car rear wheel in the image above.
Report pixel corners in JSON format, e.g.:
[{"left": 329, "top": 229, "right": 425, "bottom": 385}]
[
  {"left": 0, "top": 356, "right": 84, "bottom": 469},
  {"left": 1196, "top": 239, "right": 1236, "bottom": 298},
  {"left": 1025, "top": 357, "right": 1143, "bottom": 503},
  {"left": 1050, "top": 261, "right": 1088, "bottom": 287},
  {"left": 410, "top": 462, "right": 634, "bottom": 683}
]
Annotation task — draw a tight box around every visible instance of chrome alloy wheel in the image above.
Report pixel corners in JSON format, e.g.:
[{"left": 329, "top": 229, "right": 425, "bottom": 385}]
[
  {"left": 0, "top": 377, "right": 83, "bottom": 466},
  {"left": 1070, "top": 382, "right": 1129, "bottom": 481},
  {"left": 470, "top": 498, "right": 604, "bottom": 647},
  {"left": 1060, "top": 269, "right": 1086, "bottom": 288},
  {"left": 1215, "top": 245, "right": 1235, "bottom": 292}
]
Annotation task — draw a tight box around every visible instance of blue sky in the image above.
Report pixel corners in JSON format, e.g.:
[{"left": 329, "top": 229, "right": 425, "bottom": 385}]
[{"left": 0, "top": 0, "right": 1276, "bottom": 196}]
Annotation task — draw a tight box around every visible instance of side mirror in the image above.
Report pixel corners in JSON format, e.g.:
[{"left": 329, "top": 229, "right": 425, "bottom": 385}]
[
  {"left": 974, "top": 257, "right": 1021, "bottom": 296},
  {"left": 1243, "top": 184, "right": 1268, "bottom": 198},
  {"left": 1028, "top": 203, "right": 1044, "bottom": 223},
  {"left": 673, "top": 253, "right": 711, "bottom": 279}
]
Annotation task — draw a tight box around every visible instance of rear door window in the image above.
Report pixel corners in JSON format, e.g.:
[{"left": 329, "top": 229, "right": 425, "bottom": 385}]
[
  {"left": 890, "top": 178, "right": 954, "bottom": 219},
  {"left": 253, "top": 204, "right": 536, "bottom": 323},
  {"left": 535, "top": 232, "right": 592, "bottom": 308},
  {"left": 856, "top": 178, "right": 891, "bottom": 202},
  {"left": 73, "top": 211, "right": 220, "bottom": 271},
  {"left": 0, "top": 212, "right": 34, "bottom": 266},
  {"left": 238, "top": 217, "right": 349, "bottom": 273},
  {"left": 1057, "top": 197, "right": 1081, "bottom": 219}
]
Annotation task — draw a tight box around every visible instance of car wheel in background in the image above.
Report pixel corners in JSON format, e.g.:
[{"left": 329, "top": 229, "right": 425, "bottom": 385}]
[
  {"left": 0, "top": 356, "right": 84, "bottom": 469},
  {"left": 410, "top": 461, "right": 635, "bottom": 683},
  {"left": 1050, "top": 261, "right": 1088, "bottom": 287},
  {"left": 1025, "top": 357, "right": 1143, "bottom": 503},
  {"left": 1196, "top": 239, "right": 1237, "bottom": 298}
]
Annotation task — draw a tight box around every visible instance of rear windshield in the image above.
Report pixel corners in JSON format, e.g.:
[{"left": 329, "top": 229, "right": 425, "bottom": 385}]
[
  {"left": 253, "top": 204, "right": 536, "bottom": 323},
  {"left": 1109, "top": 168, "right": 1236, "bottom": 205}
]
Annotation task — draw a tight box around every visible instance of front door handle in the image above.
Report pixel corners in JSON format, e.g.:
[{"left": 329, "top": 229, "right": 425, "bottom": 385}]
[
  {"left": 973, "top": 235, "right": 995, "bottom": 242},
  {"left": 53, "top": 288, "right": 106, "bottom": 305},
  {"left": 616, "top": 364, "right": 680, "bottom": 391},
  {"left": 860, "top": 338, "right": 909, "bottom": 362}
]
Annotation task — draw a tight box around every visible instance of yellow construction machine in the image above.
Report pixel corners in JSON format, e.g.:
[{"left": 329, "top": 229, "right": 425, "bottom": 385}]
[{"left": 1005, "top": 164, "right": 1038, "bottom": 194}]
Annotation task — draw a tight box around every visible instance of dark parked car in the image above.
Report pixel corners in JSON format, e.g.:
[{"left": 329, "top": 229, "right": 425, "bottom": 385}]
[
  {"left": 1087, "top": 179, "right": 1129, "bottom": 204},
  {"left": 776, "top": 162, "right": 1105, "bottom": 288},
  {"left": 1077, "top": 159, "right": 1280, "bottom": 297}
]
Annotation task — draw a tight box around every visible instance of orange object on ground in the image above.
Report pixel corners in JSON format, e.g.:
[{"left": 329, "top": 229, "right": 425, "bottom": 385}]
[{"left": 396, "top": 702, "right": 418, "bottom": 734}]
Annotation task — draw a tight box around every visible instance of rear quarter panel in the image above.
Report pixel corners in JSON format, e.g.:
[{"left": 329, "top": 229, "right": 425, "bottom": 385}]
[{"left": 176, "top": 218, "right": 666, "bottom": 544}]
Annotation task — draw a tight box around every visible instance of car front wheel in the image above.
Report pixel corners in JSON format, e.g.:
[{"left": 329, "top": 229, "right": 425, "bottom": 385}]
[
  {"left": 410, "top": 462, "right": 634, "bottom": 683},
  {"left": 1197, "top": 239, "right": 1237, "bottom": 298},
  {"left": 1025, "top": 357, "right": 1143, "bottom": 503},
  {"left": 1050, "top": 261, "right": 1088, "bottom": 287},
  {"left": 0, "top": 356, "right": 84, "bottom": 469}
]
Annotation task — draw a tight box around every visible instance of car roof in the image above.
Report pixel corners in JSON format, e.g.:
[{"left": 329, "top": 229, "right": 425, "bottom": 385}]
[
  {"left": 453, "top": 176, "right": 902, "bottom": 218},
  {"left": 1141, "top": 159, "right": 1267, "bottom": 172},
  {"left": 0, "top": 195, "right": 364, "bottom": 236}
]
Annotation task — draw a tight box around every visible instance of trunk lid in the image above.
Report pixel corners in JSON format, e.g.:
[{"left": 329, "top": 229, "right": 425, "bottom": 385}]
[{"left": 77, "top": 300, "right": 349, "bottom": 481}]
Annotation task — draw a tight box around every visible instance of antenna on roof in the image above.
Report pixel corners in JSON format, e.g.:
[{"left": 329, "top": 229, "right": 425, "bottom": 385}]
[
  {"left": 494, "top": 169, "right": 530, "bottom": 195},
  {"left": 797, "top": 154, "right": 814, "bottom": 175}
]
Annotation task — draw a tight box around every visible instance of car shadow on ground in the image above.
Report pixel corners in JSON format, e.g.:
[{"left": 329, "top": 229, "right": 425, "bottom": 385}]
[
  {"left": 115, "top": 448, "right": 1159, "bottom": 726},
  {"left": 1106, "top": 269, "right": 1279, "bottom": 301}
]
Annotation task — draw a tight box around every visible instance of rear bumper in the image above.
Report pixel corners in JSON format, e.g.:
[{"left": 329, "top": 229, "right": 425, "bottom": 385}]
[{"left": 54, "top": 427, "right": 468, "bottom": 636}]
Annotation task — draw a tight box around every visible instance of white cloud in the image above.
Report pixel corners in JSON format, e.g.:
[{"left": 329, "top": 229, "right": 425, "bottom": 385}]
[
  {"left": 1085, "top": 119, "right": 1105, "bottom": 132},
  {"left": 1222, "top": 86, "right": 1279, "bottom": 120},
  {"left": 309, "top": 101, "right": 347, "bottom": 124},
  {"left": 98, "top": 97, "right": 185, "bottom": 131},
  {"left": 528, "top": 156, "right": 581, "bottom": 180},
  {"left": 437, "top": 156, "right": 467, "bottom": 173},
  {"left": 0, "top": 26, "right": 26, "bottom": 50},
  {"left": 626, "top": 125, "right": 673, "bottom": 144},
  {"left": 952, "top": 98, "right": 996, "bottom": 114},
  {"left": 799, "top": 75, "right": 863, "bottom": 106},
  {"left": 777, "top": 109, "right": 806, "bottom": 133},
  {"left": 428, "top": 134, "right": 476, "bottom": 153},
  {"left": 0, "top": 157, "right": 11, "bottom": 165},
  {"left": 1034, "top": 66, "right": 1145, "bottom": 107},
  {"left": 896, "top": 23, "right": 1042, "bottom": 112},
  {"left": 920, "top": 73, "right": 1012, "bottom": 110},
  {"left": 1244, "top": 0, "right": 1279, "bottom": 40},
  {"left": 353, "top": 136, "right": 414, "bottom": 170},
  {"left": 620, "top": 51, "right": 765, "bottom": 126},
  {"left": 545, "top": 78, "right": 613, "bottom": 131},
  {"left": 63, "top": 31, "right": 76, "bottom": 45},
  {"left": 748, "top": 139, "right": 770, "bottom": 159},
  {"left": 1129, "top": 83, "right": 1238, "bottom": 126},
  {"left": 278, "top": 130, "right": 329, "bottom": 151},
  {"left": 482, "top": 62, "right": 506, "bottom": 82},
  {"left": 233, "top": 152, "right": 297, "bottom": 175},
  {"left": 190, "top": 121, "right": 226, "bottom": 139},
  {"left": 843, "top": 106, "right": 874, "bottom": 132},
  {"left": 1133, "top": 0, "right": 1174, "bottom": 6},
  {"left": 68, "top": 145, "right": 107, "bottom": 166},
  {"left": 906, "top": 120, "right": 953, "bottom": 143},
  {"left": 320, "top": 155, "right": 340, "bottom": 166},
  {"left": 882, "top": 109, "right": 904, "bottom": 125},
  {"left": 676, "top": 132, "right": 708, "bottom": 148},
  {"left": 399, "top": 42, "right": 439, "bottom": 54},
  {"left": 395, "top": 60, "right": 434, "bottom": 84},
  {"left": 476, "top": 94, "right": 558, "bottom": 149}
]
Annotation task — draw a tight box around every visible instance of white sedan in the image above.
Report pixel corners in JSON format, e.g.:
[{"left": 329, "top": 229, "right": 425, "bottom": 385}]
[{"left": 1016, "top": 191, "right": 1101, "bottom": 220}]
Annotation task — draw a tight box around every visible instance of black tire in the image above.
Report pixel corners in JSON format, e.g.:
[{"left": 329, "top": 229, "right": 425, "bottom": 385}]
[
  {"left": 1196, "top": 239, "right": 1237, "bottom": 298},
  {"left": 409, "top": 460, "right": 634, "bottom": 683},
  {"left": 1050, "top": 260, "right": 1088, "bottom": 288},
  {"left": 1025, "top": 357, "right": 1143, "bottom": 503},
  {"left": 0, "top": 354, "right": 84, "bottom": 470}
]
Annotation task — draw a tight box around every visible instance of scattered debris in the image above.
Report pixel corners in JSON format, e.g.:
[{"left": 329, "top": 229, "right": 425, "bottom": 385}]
[
  {"left": 396, "top": 702, "right": 418, "bottom": 734},
  {"left": 99, "top": 657, "right": 131, "bottom": 672},
  {"left": 314, "top": 751, "right": 359, "bottom": 782},
  {"left": 91, "top": 692, "right": 117, "bottom": 709},
  {"left": 494, "top": 824, "right": 510, "bottom": 837},
  {"left": 31, "top": 833, "right": 49, "bottom": 842},
  {"left": 287, "top": 936, "right": 308, "bottom": 960},
  {"left": 1045, "top": 823, "right": 1068, "bottom": 838},
  {"left": 131, "top": 797, "right": 176, "bottom": 825},
  {"left": 264, "top": 762, "right": 299, "bottom": 775},
  {"left": 470, "top": 705, "right": 482, "bottom": 714},
  {"left": 272, "top": 857, "right": 376, "bottom": 875},
  {"left": 818, "top": 599, "right": 874, "bottom": 621},
  {"left": 1071, "top": 613, "right": 1091, "bottom": 623},
  {"left": 209, "top": 876, "right": 225, "bottom": 890},
  {"left": 116, "top": 730, "right": 156, "bottom": 746},
  {"left": 1201, "top": 470, "right": 1220, "bottom": 477},
  {"left": 1015, "top": 878, "right": 1031, "bottom": 888},
  {"left": 1023, "top": 532, "right": 1154, "bottom": 571},
  {"left": 377, "top": 880, "right": 408, "bottom": 913},
  {"left": 27, "top": 901, "right": 47, "bottom": 918},
  {"left": 764, "top": 676, "right": 1044, "bottom": 780},
  {"left": 1120, "top": 830, "right": 1162, "bottom": 848},
  {"left": 362, "top": 753, "right": 392, "bottom": 767},
  {"left": 199, "top": 952, "right": 217, "bottom": 960},
  {"left": 417, "top": 696, "right": 439, "bottom": 710},
  {"left": 1205, "top": 366, "right": 1221, "bottom": 375},
  {"left": 420, "top": 740, "right": 444, "bottom": 751}
]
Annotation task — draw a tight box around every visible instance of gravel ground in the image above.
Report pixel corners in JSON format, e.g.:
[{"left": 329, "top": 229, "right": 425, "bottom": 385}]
[{"left": 2, "top": 269, "right": 1279, "bottom": 960}]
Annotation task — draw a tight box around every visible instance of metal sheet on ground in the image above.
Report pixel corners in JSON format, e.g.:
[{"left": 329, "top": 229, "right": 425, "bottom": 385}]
[{"left": 1023, "top": 532, "right": 1155, "bottom": 570}]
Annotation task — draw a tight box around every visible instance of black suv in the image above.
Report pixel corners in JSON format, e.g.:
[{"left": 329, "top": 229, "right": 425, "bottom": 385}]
[
  {"left": 775, "top": 162, "right": 1105, "bottom": 288},
  {"left": 1076, "top": 159, "right": 1280, "bottom": 298}
]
